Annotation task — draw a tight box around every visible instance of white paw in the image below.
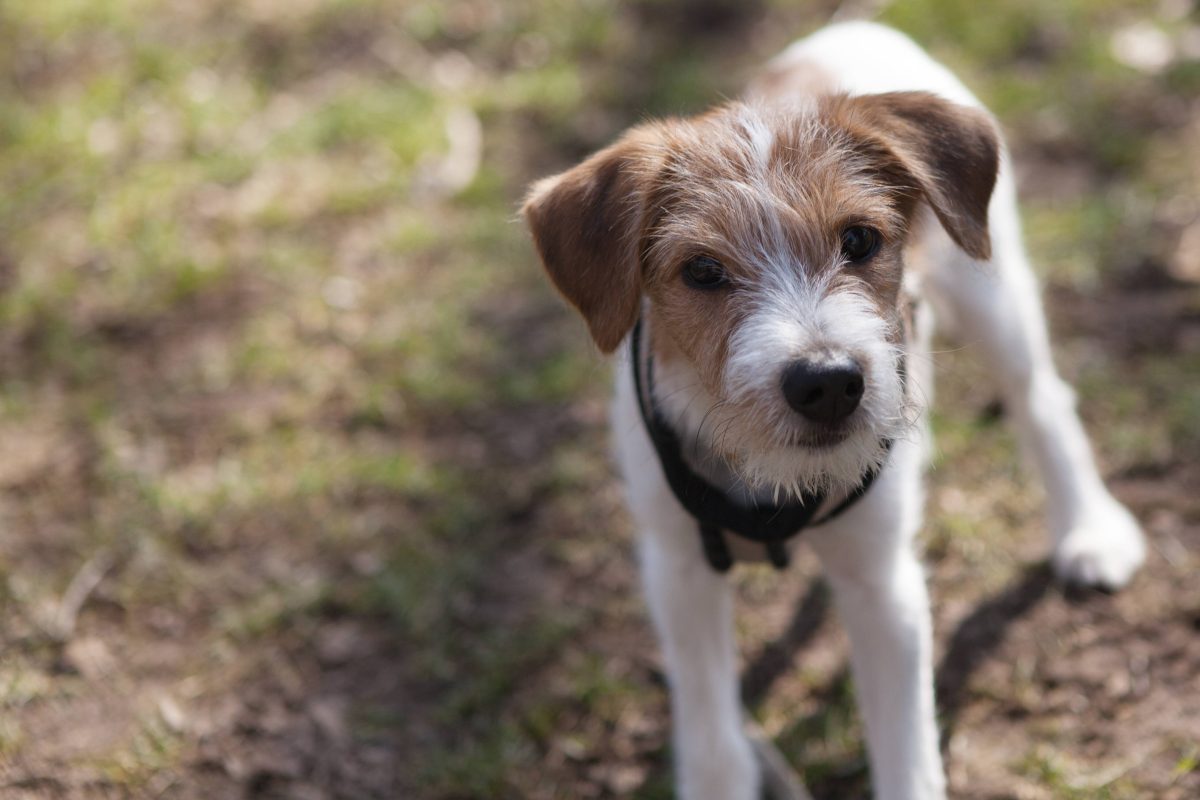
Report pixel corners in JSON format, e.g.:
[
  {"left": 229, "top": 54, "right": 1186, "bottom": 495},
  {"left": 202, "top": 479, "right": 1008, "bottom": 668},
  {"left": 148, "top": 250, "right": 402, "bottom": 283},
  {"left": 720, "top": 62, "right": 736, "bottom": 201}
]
[{"left": 1052, "top": 499, "right": 1146, "bottom": 590}]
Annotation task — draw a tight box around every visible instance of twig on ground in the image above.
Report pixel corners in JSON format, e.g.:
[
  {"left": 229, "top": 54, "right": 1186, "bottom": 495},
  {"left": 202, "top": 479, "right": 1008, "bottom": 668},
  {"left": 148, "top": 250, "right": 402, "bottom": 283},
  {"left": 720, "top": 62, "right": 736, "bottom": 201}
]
[
  {"left": 746, "top": 716, "right": 813, "bottom": 800},
  {"left": 51, "top": 549, "right": 115, "bottom": 641}
]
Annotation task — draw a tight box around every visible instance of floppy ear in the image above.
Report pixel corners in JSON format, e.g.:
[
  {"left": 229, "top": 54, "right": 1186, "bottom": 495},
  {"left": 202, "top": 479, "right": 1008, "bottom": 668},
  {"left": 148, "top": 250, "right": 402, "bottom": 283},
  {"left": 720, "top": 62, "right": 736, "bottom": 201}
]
[
  {"left": 521, "top": 129, "right": 660, "bottom": 353},
  {"left": 844, "top": 91, "right": 1000, "bottom": 261}
]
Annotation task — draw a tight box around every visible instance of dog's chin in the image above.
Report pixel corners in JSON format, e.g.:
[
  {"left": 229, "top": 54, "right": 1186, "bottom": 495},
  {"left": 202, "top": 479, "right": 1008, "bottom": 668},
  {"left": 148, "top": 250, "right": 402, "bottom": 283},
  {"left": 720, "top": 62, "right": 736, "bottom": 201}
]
[
  {"left": 784, "top": 427, "right": 853, "bottom": 450},
  {"left": 731, "top": 426, "right": 891, "bottom": 500}
]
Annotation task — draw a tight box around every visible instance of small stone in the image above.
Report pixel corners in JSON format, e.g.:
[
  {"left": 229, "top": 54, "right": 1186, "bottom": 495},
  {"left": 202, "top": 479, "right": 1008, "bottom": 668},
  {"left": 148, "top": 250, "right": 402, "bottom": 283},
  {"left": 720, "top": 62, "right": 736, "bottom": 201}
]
[
  {"left": 62, "top": 637, "right": 116, "bottom": 680},
  {"left": 158, "top": 694, "right": 188, "bottom": 733},
  {"left": 309, "top": 696, "right": 348, "bottom": 744},
  {"left": 316, "top": 623, "right": 366, "bottom": 666},
  {"left": 1110, "top": 22, "right": 1174, "bottom": 74},
  {"left": 604, "top": 764, "right": 646, "bottom": 794}
]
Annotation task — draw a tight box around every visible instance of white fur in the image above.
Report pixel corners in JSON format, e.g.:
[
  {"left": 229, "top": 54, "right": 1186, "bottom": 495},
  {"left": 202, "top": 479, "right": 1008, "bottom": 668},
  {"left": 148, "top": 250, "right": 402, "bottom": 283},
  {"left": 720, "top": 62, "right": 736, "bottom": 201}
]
[
  {"left": 611, "top": 21, "right": 1146, "bottom": 800},
  {"left": 736, "top": 107, "right": 776, "bottom": 172}
]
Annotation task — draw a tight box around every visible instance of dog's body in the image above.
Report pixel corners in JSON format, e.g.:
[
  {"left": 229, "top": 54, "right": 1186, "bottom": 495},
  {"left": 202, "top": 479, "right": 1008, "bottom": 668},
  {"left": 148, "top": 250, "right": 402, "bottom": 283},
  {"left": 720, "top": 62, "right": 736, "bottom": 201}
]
[{"left": 524, "top": 22, "right": 1145, "bottom": 800}]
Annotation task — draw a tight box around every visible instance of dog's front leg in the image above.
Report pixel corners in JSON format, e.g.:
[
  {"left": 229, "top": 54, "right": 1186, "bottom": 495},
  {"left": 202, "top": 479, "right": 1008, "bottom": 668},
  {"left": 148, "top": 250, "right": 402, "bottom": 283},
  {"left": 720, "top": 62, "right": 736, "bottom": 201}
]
[
  {"left": 810, "top": 505, "right": 944, "bottom": 800},
  {"left": 639, "top": 526, "right": 759, "bottom": 800},
  {"left": 925, "top": 178, "right": 1146, "bottom": 589}
]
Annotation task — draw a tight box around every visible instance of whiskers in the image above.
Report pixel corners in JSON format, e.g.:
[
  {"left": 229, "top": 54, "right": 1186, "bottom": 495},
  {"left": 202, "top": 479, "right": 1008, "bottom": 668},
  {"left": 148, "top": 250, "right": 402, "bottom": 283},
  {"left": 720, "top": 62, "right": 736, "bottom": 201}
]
[{"left": 693, "top": 398, "right": 731, "bottom": 453}]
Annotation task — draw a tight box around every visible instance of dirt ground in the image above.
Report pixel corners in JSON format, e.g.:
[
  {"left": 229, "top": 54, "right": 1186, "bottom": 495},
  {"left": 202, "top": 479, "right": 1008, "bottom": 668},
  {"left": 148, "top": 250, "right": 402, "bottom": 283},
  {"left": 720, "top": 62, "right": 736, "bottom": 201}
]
[{"left": 1, "top": 1, "right": 1198, "bottom": 799}]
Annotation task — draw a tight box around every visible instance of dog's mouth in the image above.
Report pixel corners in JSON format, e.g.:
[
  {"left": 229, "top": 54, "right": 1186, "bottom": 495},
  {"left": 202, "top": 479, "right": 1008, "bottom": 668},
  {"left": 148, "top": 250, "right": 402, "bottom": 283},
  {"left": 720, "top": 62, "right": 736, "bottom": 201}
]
[{"left": 783, "top": 425, "right": 854, "bottom": 450}]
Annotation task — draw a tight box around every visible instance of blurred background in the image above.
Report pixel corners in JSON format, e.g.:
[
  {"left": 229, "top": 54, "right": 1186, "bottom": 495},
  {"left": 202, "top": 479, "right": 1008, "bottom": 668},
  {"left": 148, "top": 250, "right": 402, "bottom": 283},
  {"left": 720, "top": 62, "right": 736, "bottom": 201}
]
[{"left": 0, "top": 1, "right": 1197, "bottom": 798}]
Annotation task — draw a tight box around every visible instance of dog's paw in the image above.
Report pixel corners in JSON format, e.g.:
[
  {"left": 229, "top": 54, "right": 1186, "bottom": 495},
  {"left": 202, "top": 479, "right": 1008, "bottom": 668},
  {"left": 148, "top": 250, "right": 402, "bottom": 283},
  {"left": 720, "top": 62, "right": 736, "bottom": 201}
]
[{"left": 1052, "top": 499, "right": 1146, "bottom": 590}]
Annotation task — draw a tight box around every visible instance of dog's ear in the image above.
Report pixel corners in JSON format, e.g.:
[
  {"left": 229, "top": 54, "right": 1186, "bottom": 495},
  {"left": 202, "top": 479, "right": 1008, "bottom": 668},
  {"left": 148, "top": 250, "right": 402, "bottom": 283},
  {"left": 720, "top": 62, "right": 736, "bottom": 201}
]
[
  {"left": 844, "top": 91, "right": 1000, "bottom": 261},
  {"left": 522, "top": 128, "right": 661, "bottom": 353}
]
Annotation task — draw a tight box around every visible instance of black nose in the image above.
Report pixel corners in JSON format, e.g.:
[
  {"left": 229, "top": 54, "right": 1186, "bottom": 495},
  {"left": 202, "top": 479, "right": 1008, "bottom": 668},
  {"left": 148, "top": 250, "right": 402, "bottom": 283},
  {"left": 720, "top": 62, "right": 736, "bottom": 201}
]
[{"left": 780, "top": 360, "right": 865, "bottom": 424}]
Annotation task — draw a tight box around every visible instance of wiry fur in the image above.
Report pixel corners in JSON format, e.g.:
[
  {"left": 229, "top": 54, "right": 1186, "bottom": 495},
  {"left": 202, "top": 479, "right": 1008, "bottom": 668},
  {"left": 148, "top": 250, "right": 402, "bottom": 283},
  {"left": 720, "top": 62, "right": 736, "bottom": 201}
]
[
  {"left": 651, "top": 263, "right": 914, "bottom": 498},
  {"left": 523, "top": 21, "right": 1147, "bottom": 800}
]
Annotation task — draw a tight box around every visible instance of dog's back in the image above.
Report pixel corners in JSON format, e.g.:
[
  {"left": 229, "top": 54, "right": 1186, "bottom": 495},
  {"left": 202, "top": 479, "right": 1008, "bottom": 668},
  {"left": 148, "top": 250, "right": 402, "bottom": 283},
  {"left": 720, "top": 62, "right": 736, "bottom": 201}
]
[{"left": 757, "top": 22, "right": 981, "bottom": 108}]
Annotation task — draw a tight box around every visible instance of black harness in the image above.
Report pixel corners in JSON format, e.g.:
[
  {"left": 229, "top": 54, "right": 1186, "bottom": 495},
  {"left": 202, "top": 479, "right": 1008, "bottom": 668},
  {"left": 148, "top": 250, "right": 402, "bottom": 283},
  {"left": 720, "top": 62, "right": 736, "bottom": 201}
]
[{"left": 630, "top": 317, "right": 894, "bottom": 573}]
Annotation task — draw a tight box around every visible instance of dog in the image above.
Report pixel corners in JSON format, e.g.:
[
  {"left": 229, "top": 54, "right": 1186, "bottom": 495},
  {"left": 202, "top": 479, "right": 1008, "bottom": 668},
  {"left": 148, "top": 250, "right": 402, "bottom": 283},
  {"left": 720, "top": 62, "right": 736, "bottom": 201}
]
[{"left": 522, "top": 21, "right": 1146, "bottom": 800}]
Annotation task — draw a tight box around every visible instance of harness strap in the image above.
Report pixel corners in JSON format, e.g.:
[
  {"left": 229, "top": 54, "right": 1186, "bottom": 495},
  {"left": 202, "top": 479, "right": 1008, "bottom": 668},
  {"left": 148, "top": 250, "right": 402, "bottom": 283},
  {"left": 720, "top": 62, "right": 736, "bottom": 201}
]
[{"left": 699, "top": 523, "right": 734, "bottom": 572}]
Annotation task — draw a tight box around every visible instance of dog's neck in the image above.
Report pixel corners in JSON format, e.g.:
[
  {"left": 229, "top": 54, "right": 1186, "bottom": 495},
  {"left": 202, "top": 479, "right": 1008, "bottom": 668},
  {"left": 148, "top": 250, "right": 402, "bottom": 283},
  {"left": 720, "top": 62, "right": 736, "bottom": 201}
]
[
  {"left": 631, "top": 315, "right": 899, "bottom": 570},
  {"left": 638, "top": 313, "right": 862, "bottom": 513}
]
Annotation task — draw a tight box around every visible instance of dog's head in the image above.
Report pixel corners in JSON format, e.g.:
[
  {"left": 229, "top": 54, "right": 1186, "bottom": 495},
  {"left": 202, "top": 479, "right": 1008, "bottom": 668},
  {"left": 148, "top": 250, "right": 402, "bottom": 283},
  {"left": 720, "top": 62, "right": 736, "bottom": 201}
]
[{"left": 523, "top": 92, "right": 999, "bottom": 495}]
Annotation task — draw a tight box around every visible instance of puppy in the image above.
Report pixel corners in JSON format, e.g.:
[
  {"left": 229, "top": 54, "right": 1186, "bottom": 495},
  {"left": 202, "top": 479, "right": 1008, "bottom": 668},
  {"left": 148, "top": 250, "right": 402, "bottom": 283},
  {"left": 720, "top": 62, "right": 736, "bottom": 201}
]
[{"left": 522, "top": 21, "right": 1146, "bottom": 800}]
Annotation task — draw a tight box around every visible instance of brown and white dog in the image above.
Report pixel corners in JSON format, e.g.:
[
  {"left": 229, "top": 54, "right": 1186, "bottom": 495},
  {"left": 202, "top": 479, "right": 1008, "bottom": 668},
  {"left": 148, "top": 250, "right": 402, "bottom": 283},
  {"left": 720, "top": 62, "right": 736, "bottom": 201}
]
[{"left": 522, "top": 22, "right": 1145, "bottom": 800}]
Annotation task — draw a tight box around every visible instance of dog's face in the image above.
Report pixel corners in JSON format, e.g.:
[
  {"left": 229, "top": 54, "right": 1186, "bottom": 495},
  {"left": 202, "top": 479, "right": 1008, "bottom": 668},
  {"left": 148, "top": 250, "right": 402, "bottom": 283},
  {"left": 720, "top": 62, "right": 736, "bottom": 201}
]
[{"left": 524, "top": 92, "right": 998, "bottom": 495}]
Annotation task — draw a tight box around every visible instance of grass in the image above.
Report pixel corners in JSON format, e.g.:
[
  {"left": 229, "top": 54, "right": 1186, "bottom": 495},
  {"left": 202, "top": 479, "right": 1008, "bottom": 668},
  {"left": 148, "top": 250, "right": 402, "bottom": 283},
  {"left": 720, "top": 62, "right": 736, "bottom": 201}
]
[{"left": 0, "top": 1, "right": 1197, "bottom": 798}]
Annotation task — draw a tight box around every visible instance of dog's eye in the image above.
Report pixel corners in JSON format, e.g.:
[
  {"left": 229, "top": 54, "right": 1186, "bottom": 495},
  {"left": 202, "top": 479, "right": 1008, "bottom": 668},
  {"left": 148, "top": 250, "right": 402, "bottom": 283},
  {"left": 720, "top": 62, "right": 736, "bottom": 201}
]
[
  {"left": 682, "top": 256, "right": 729, "bottom": 290},
  {"left": 840, "top": 226, "right": 881, "bottom": 264}
]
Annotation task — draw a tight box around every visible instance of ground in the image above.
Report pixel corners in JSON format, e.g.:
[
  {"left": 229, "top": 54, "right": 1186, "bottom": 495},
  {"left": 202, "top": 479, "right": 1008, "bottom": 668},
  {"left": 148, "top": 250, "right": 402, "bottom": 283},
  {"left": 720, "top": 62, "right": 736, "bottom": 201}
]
[{"left": 1, "top": 1, "right": 1198, "bottom": 798}]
